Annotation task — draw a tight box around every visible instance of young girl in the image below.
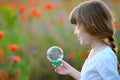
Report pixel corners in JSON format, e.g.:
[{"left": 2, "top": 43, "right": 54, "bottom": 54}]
[{"left": 53, "top": 0, "right": 120, "bottom": 80}]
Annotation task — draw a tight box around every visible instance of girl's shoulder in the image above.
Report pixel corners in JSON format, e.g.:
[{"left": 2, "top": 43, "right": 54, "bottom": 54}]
[
  {"left": 100, "top": 46, "right": 116, "bottom": 59},
  {"left": 94, "top": 46, "right": 117, "bottom": 64},
  {"left": 96, "top": 46, "right": 118, "bottom": 66}
]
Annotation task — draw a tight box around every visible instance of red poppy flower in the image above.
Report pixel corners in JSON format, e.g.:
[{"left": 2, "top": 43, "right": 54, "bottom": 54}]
[
  {"left": 0, "top": 49, "right": 4, "bottom": 55},
  {"left": 43, "top": 2, "right": 54, "bottom": 10},
  {"left": 114, "top": 21, "right": 120, "bottom": 29},
  {"left": 29, "top": 1, "right": 35, "bottom": 7},
  {"left": 0, "top": 70, "right": 9, "bottom": 80},
  {"left": 30, "top": 9, "right": 42, "bottom": 18},
  {"left": 0, "top": 57, "right": 4, "bottom": 62},
  {"left": 68, "top": 52, "right": 75, "bottom": 61},
  {"left": 14, "top": 70, "right": 19, "bottom": 76},
  {"left": 9, "top": 44, "right": 19, "bottom": 52},
  {"left": 12, "top": 77, "right": 17, "bottom": 80},
  {"left": 19, "top": 6, "right": 26, "bottom": 14},
  {"left": 0, "top": 31, "right": 4, "bottom": 39},
  {"left": 66, "top": 0, "right": 74, "bottom": 3},
  {"left": 20, "top": 14, "right": 27, "bottom": 21},
  {"left": 12, "top": 56, "right": 20, "bottom": 63},
  {"left": 10, "top": 4, "right": 16, "bottom": 9}
]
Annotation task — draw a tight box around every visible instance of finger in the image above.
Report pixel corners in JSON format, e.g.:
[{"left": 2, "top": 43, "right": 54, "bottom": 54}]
[
  {"left": 55, "top": 68, "right": 57, "bottom": 72},
  {"left": 60, "top": 63, "right": 63, "bottom": 66},
  {"left": 55, "top": 67, "right": 59, "bottom": 73},
  {"left": 52, "top": 63, "right": 57, "bottom": 68}
]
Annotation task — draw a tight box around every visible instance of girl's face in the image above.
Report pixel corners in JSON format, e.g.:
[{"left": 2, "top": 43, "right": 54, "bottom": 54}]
[{"left": 74, "top": 23, "right": 94, "bottom": 46}]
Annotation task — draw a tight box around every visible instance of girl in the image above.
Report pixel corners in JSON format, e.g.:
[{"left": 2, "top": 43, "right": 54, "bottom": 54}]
[{"left": 53, "top": 0, "right": 120, "bottom": 80}]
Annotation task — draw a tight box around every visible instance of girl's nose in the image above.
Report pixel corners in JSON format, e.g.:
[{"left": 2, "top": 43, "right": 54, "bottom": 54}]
[{"left": 74, "top": 27, "right": 77, "bottom": 35}]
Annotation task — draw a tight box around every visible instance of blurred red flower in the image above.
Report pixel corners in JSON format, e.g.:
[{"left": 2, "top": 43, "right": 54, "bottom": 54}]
[
  {"left": 19, "top": 6, "right": 26, "bottom": 14},
  {"left": 30, "top": 9, "right": 42, "bottom": 18},
  {"left": 0, "top": 49, "right": 4, "bottom": 55},
  {"left": 66, "top": 0, "right": 74, "bottom": 3},
  {"left": 12, "top": 56, "right": 20, "bottom": 63},
  {"left": 12, "top": 77, "right": 17, "bottom": 80},
  {"left": 0, "top": 70, "right": 9, "bottom": 80},
  {"left": 114, "top": 21, "right": 120, "bottom": 30},
  {"left": 29, "top": 1, "right": 35, "bottom": 7},
  {"left": 0, "top": 57, "right": 4, "bottom": 62},
  {"left": 20, "top": 14, "right": 27, "bottom": 21},
  {"left": 68, "top": 52, "right": 75, "bottom": 61},
  {"left": 0, "top": 31, "right": 4, "bottom": 39},
  {"left": 10, "top": 4, "right": 16, "bottom": 9},
  {"left": 43, "top": 2, "right": 54, "bottom": 10},
  {"left": 14, "top": 70, "right": 19, "bottom": 76},
  {"left": 9, "top": 44, "right": 19, "bottom": 52}
]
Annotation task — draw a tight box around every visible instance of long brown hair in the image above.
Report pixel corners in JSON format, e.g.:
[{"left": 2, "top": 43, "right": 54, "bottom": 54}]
[{"left": 69, "top": 0, "right": 120, "bottom": 74}]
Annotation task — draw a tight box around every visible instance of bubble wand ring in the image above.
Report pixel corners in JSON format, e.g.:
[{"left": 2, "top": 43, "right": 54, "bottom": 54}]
[{"left": 47, "top": 46, "right": 64, "bottom": 67}]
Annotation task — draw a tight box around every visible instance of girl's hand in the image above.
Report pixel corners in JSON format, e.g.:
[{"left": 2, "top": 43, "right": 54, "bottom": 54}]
[
  {"left": 52, "top": 60, "right": 81, "bottom": 80},
  {"left": 53, "top": 60, "right": 73, "bottom": 75}
]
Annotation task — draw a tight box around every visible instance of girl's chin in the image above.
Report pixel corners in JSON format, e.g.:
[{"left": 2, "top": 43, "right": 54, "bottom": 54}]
[{"left": 80, "top": 41, "right": 89, "bottom": 46}]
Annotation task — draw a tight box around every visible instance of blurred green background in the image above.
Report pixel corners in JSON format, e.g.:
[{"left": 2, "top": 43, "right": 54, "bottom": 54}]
[{"left": 0, "top": 0, "right": 120, "bottom": 80}]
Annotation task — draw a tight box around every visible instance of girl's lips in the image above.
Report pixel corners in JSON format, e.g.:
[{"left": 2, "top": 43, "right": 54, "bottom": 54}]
[
  {"left": 78, "top": 38, "right": 80, "bottom": 41},
  {"left": 76, "top": 34, "right": 81, "bottom": 40}
]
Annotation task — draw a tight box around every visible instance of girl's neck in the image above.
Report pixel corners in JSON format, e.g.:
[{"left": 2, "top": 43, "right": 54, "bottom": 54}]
[
  {"left": 91, "top": 41, "right": 107, "bottom": 51},
  {"left": 88, "top": 41, "right": 107, "bottom": 59}
]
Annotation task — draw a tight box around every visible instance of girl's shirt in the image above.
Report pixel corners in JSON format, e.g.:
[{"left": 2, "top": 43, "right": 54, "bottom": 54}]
[{"left": 80, "top": 46, "right": 120, "bottom": 80}]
